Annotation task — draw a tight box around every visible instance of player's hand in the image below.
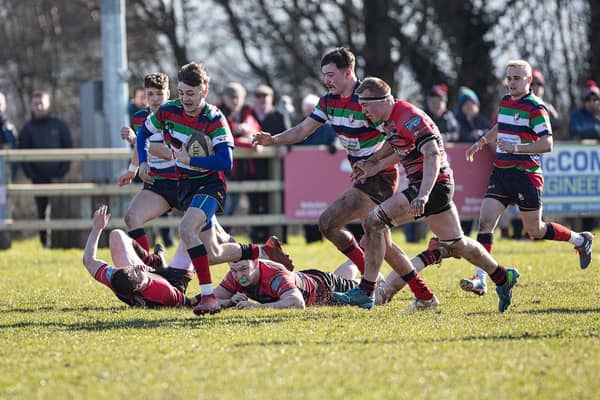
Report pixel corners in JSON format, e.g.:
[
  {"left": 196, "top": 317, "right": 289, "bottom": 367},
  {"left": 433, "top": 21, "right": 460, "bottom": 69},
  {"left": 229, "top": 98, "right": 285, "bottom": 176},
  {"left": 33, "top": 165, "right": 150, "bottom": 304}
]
[
  {"left": 497, "top": 138, "right": 518, "bottom": 154},
  {"left": 466, "top": 142, "right": 481, "bottom": 162},
  {"left": 231, "top": 292, "right": 249, "bottom": 304},
  {"left": 252, "top": 131, "right": 275, "bottom": 146},
  {"left": 173, "top": 146, "right": 191, "bottom": 165},
  {"left": 92, "top": 204, "right": 111, "bottom": 230},
  {"left": 236, "top": 300, "right": 259, "bottom": 309},
  {"left": 351, "top": 160, "right": 378, "bottom": 183},
  {"left": 120, "top": 127, "right": 136, "bottom": 144},
  {"left": 118, "top": 170, "right": 136, "bottom": 186},
  {"left": 138, "top": 162, "right": 154, "bottom": 185},
  {"left": 410, "top": 194, "right": 428, "bottom": 217},
  {"left": 148, "top": 142, "right": 173, "bottom": 160}
]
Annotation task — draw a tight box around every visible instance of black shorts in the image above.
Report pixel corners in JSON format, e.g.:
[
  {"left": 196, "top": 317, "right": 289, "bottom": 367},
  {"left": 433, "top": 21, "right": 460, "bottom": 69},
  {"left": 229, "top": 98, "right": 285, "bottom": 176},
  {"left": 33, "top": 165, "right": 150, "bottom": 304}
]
[
  {"left": 354, "top": 167, "right": 398, "bottom": 205},
  {"left": 153, "top": 267, "right": 194, "bottom": 294},
  {"left": 143, "top": 179, "right": 179, "bottom": 210},
  {"left": 485, "top": 167, "right": 542, "bottom": 211},
  {"left": 403, "top": 179, "right": 454, "bottom": 217},
  {"left": 177, "top": 174, "right": 227, "bottom": 212},
  {"left": 301, "top": 269, "right": 358, "bottom": 305}
]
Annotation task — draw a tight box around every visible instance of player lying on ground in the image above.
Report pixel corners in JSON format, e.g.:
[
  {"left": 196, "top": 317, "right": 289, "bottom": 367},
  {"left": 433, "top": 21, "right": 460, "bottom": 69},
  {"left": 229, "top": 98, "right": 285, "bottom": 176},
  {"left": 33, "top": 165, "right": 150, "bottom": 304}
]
[
  {"left": 212, "top": 258, "right": 387, "bottom": 309},
  {"left": 82, "top": 205, "right": 196, "bottom": 308}
]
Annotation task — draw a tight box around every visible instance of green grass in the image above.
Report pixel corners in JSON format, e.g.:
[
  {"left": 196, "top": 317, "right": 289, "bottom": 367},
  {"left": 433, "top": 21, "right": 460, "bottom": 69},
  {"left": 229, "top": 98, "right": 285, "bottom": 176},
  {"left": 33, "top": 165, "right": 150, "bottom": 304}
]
[{"left": 1, "top": 232, "right": 599, "bottom": 400}]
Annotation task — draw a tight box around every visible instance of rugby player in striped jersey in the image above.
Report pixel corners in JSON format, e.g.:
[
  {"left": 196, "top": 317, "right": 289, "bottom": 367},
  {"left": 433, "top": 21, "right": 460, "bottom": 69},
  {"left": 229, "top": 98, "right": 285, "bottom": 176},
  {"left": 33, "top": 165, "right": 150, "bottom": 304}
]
[
  {"left": 253, "top": 48, "right": 444, "bottom": 296},
  {"left": 461, "top": 59, "right": 593, "bottom": 297}
]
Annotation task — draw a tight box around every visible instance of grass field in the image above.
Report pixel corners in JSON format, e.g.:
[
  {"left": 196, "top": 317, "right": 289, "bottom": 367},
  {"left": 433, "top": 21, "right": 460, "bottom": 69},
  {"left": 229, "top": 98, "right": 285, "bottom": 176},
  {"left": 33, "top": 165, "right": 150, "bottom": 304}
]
[{"left": 1, "top": 231, "right": 599, "bottom": 400}]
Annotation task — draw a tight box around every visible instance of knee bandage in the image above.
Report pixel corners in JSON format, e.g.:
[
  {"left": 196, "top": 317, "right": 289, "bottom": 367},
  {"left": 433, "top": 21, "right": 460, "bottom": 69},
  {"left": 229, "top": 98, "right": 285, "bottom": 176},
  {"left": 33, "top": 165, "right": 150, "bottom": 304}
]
[{"left": 374, "top": 205, "right": 395, "bottom": 228}]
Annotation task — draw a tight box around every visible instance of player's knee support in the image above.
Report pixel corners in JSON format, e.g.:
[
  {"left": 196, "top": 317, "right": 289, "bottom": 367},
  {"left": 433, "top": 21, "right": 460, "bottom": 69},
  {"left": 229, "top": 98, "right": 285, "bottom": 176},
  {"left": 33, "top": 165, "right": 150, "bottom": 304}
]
[
  {"left": 373, "top": 205, "right": 394, "bottom": 228},
  {"left": 189, "top": 195, "right": 219, "bottom": 231}
]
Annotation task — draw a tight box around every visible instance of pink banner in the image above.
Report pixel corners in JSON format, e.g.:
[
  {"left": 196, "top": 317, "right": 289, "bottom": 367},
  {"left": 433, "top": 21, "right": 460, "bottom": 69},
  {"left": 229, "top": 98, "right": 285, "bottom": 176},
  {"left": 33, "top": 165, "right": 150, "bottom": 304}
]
[{"left": 284, "top": 144, "right": 495, "bottom": 221}]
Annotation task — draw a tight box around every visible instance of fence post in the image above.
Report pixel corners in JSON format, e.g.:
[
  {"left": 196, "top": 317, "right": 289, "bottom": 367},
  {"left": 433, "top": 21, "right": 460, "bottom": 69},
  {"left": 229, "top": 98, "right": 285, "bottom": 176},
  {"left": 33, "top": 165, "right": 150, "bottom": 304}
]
[{"left": 0, "top": 152, "right": 11, "bottom": 249}]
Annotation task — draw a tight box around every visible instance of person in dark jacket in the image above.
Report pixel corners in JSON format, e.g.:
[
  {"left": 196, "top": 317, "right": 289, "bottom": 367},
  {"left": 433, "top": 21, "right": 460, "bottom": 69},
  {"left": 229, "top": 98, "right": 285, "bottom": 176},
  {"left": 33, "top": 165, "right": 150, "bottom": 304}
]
[
  {"left": 423, "top": 84, "right": 459, "bottom": 143},
  {"left": 19, "top": 91, "right": 73, "bottom": 247},
  {"left": 568, "top": 80, "right": 600, "bottom": 140},
  {"left": 455, "top": 86, "right": 491, "bottom": 143},
  {"left": 0, "top": 92, "right": 18, "bottom": 181}
]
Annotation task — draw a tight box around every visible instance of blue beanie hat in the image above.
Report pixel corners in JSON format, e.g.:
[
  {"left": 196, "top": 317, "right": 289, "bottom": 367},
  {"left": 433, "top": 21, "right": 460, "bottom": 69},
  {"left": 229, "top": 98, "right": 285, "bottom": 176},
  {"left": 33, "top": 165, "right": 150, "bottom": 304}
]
[{"left": 458, "top": 86, "right": 480, "bottom": 107}]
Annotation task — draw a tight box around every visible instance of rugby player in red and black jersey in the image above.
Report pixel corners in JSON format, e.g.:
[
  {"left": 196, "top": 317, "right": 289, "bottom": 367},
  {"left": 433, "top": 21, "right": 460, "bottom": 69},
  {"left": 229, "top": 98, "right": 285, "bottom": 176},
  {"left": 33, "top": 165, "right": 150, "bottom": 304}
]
[
  {"left": 332, "top": 77, "right": 520, "bottom": 313},
  {"left": 461, "top": 59, "right": 593, "bottom": 296},
  {"left": 213, "top": 258, "right": 381, "bottom": 309},
  {"left": 252, "top": 48, "right": 443, "bottom": 288},
  {"left": 83, "top": 205, "right": 197, "bottom": 308}
]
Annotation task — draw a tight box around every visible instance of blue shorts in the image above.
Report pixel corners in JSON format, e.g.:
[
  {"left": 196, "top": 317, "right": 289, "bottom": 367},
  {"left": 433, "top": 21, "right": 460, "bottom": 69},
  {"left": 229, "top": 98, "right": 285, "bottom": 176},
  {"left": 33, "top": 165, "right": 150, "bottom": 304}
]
[
  {"left": 177, "top": 174, "right": 227, "bottom": 212},
  {"left": 485, "top": 167, "right": 543, "bottom": 211},
  {"left": 143, "top": 179, "right": 179, "bottom": 210}
]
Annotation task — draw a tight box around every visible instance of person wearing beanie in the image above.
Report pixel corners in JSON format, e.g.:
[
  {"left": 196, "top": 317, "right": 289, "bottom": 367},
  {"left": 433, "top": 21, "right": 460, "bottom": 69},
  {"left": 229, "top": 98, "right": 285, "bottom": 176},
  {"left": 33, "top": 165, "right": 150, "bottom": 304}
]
[
  {"left": 454, "top": 86, "right": 491, "bottom": 235},
  {"left": 568, "top": 79, "right": 600, "bottom": 140},
  {"left": 455, "top": 86, "right": 491, "bottom": 143},
  {"left": 423, "top": 83, "right": 459, "bottom": 143}
]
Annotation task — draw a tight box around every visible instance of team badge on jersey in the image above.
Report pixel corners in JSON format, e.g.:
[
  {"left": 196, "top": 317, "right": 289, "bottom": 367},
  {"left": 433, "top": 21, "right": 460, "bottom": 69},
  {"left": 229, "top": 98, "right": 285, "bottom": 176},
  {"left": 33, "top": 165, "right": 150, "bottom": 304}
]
[
  {"left": 514, "top": 113, "right": 521, "bottom": 121},
  {"left": 404, "top": 116, "right": 422, "bottom": 131},
  {"left": 349, "top": 113, "right": 355, "bottom": 123}
]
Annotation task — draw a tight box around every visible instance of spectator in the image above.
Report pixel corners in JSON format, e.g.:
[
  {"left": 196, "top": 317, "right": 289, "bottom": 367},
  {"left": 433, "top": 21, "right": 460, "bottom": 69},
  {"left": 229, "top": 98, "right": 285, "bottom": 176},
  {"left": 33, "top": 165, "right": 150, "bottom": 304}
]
[
  {"left": 423, "top": 84, "right": 459, "bottom": 143},
  {"left": 297, "top": 93, "right": 338, "bottom": 243},
  {"left": 217, "top": 82, "right": 261, "bottom": 218},
  {"left": 128, "top": 86, "right": 147, "bottom": 125},
  {"left": 249, "top": 84, "right": 291, "bottom": 243},
  {"left": 455, "top": 86, "right": 491, "bottom": 235},
  {"left": 19, "top": 91, "right": 73, "bottom": 247},
  {"left": 568, "top": 80, "right": 600, "bottom": 140},
  {"left": 568, "top": 80, "right": 600, "bottom": 231},
  {"left": 531, "top": 69, "right": 561, "bottom": 131},
  {"left": 455, "top": 86, "right": 491, "bottom": 143},
  {"left": 0, "top": 92, "right": 18, "bottom": 181}
]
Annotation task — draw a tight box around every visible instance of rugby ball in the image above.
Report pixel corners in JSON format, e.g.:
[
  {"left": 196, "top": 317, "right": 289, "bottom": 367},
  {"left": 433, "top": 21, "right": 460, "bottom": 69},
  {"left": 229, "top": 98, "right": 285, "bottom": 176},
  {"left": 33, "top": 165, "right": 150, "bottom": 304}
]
[{"left": 186, "top": 130, "right": 214, "bottom": 158}]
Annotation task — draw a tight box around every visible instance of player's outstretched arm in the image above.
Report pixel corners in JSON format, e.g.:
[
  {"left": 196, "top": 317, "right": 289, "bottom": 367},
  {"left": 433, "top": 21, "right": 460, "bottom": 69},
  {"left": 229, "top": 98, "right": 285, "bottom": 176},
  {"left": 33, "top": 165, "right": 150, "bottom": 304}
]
[
  {"left": 252, "top": 116, "right": 322, "bottom": 147},
  {"left": 236, "top": 288, "right": 306, "bottom": 310},
  {"left": 213, "top": 284, "right": 236, "bottom": 308},
  {"left": 82, "top": 205, "right": 111, "bottom": 278},
  {"left": 466, "top": 124, "right": 497, "bottom": 162}
]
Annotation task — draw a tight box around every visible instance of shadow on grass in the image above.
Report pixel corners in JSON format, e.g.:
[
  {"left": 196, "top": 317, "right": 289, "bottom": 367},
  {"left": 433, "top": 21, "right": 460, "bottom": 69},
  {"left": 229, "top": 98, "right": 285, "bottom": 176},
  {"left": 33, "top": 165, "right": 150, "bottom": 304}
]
[
  {"left": 3, "top": 306, "right": 126, "bottom": 313},
  {"left": 0, "top": 311, "right": 324, "bottom": 332},
  {"left": 467, "top": 307, "right": 600, "bottom": 316}
]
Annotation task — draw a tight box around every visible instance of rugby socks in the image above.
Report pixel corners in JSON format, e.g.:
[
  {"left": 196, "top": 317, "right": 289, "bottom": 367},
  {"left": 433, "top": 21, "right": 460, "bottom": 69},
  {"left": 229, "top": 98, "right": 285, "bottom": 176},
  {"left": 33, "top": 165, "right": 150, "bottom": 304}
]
[
  {"left": 132, "top": 240, "right": 161, "bottom": 269},
  {"left": 359, "top": 278, "right": 376, "bottom": 296},
  {"left": 339, "top": 237, "right": 365, "bottom": 274},
  {"left": 129, "top": 228, "right": 150, "bottom": 252},
  {"left": 477, "top": 232, "right": 494, "bottom": 254},
  {"left": 188, "top": 244, "right": 213, "bottom": 296},
  {"left": 239, "top": 243, "right": 260, "bottom": 260},
  {"left": 476, "top": 233, "right": 494, "bottom": 282},
  {"left": 490, "top": 265, "right": 507, "bottom": 286},
  {"left": 543, "top": 222, "right": 579, "bottom": 244},
  {"left": 417, "top": 249, "right": 442, "bottom": 267},
  {"left": 402, "top": 270, "right": 434, "bottom": 300}
]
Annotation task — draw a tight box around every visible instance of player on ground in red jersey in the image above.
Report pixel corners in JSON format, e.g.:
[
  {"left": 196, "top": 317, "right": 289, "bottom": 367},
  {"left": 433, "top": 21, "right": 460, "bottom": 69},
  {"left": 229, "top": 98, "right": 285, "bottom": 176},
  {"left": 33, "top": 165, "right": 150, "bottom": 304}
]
[{"left": 82, "top": 205, "right": 196, "bottom": 308}]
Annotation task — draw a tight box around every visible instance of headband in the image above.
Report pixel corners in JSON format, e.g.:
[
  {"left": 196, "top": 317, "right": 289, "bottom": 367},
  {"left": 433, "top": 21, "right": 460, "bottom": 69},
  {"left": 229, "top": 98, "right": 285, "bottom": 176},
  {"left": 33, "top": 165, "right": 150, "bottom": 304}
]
[{"left": 358, "top": 91, "right": 392, "bottom": 103}]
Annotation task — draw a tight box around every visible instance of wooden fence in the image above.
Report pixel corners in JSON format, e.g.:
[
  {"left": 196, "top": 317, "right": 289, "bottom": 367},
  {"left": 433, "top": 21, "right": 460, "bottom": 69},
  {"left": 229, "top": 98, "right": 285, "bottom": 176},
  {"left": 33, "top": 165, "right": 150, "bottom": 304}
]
[{"left": 0, "top": 147, "right": 287, "bottom": 232}]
